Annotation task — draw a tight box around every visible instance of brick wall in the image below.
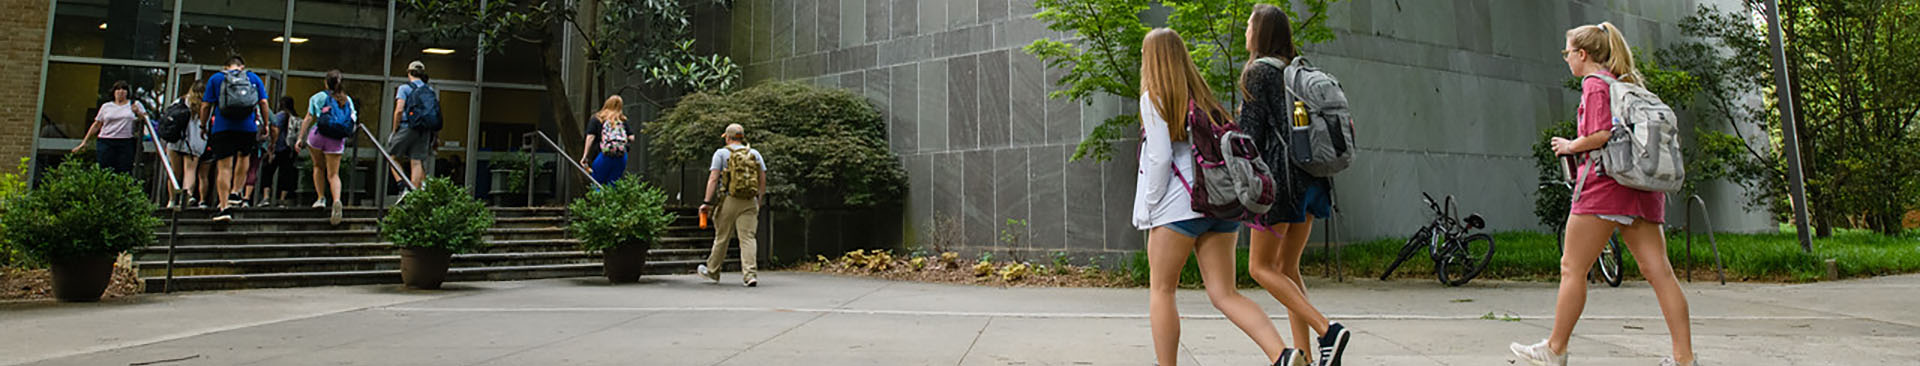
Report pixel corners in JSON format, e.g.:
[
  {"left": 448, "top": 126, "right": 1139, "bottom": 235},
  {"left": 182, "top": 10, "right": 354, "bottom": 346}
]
[{"left": 0, "top": 0, "right": 48, "bottom": 174}]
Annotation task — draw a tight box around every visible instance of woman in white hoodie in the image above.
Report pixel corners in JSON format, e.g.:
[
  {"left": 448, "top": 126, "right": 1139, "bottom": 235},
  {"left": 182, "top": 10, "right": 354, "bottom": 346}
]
[{"left": 1135, "top": 28, "right": 1303, "bottom": 366}]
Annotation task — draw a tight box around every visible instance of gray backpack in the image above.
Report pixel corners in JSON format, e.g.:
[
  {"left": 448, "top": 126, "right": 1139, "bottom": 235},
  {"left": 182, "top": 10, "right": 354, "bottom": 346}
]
[
  {"left": 1573, "top": 74, "right": 1684, "bottom": 202},
  {"left": 1257, "top": 57, "right": 1356, "bottom": 177}
]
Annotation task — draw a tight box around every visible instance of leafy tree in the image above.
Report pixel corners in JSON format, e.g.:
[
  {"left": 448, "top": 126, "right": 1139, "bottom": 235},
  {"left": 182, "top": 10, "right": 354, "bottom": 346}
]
[
  {"left": 644, "top": 82, "right": 906, "bottom": 212},
  {"left": 1025, "top": 0, "right": 1342, "bottom": 162},
  {"left": 399, "top": 0, "right": 740, "bottom": 149},
  {"left": 1661, "top": 2, "right": 1920, "bottom": 235}
]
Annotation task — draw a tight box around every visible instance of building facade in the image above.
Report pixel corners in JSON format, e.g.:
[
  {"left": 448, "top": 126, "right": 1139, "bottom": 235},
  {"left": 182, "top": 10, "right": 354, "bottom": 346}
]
[{"left": 721, "top": 0, "right": 1773, "bottom": 259}]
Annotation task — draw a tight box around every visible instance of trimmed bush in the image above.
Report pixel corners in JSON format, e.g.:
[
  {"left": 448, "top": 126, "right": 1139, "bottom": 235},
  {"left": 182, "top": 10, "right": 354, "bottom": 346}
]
[
  {"left": 380, "top": 177, "right": 493, "bottom": 253},
  {"left": 568, "top": 179, "right": 676, "bottom": 252},
  {"left": 2, "top": 160, "right": 159, "bottom": 263}
]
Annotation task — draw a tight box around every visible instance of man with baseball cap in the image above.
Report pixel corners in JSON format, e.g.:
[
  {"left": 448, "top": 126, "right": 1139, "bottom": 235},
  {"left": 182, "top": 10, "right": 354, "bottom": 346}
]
[
  {"left": 389, "top": 60, "right": 439, "bottom": 196},
  {"left": 699, "top": 123, "right": 767, "bottom": 287}
]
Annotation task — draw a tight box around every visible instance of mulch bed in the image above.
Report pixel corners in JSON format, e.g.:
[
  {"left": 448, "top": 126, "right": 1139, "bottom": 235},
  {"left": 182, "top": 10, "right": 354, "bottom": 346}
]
[
  {"left": 2, "top": 255, "right": 144, "bottom": 302},
  {"left": 795, "top": 251, "right": 1134, "bottom": 288}
]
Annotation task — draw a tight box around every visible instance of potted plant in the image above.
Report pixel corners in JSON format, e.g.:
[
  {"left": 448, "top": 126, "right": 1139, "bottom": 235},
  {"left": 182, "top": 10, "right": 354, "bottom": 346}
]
[
  {"left": 1, "top": 160, "right": 160, "bottom": 302},
  {"left": 379, "top": 177, "right": 493, "bottom": 289},
  {"left": 568, "top": 179, "right": 675, "bottom": 283},
  {"left": 487, "top": 151, "right": 532, "bottom": 206}
]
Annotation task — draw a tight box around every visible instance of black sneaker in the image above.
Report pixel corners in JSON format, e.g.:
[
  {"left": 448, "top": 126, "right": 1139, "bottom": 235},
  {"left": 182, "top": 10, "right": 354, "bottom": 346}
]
[
  {"left": 228, "top": 193, "right": 243, "bottom": 206},
  {"left": 1315, "top": 322, "right": 1350, "bottom": 366},
  {"left": 211, "top": 208, "right": 234, "bottom": 222},
  {"left": 1275, "top": 348, "right": 1306, "bottom": 366}
]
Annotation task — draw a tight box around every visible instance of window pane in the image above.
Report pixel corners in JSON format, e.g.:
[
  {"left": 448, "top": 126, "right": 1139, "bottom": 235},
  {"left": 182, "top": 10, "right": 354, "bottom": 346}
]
[
  {"left": 478, "top": 88, "right": 549, "bottom": 151},
  {"left": 50, "top": 0, "right": 174, "bottom": 62},
  {"left": 482, "top": 41, "right": 543, "bottom": 85},
  {"left": 177, "top": 0, "right": 285, "bottom": 68},
  {"left": 290, "top": 0, "right": 386, "bottom": 76},
  {"left": 391, "top": 6, "right": 476, "bottom": 82}
]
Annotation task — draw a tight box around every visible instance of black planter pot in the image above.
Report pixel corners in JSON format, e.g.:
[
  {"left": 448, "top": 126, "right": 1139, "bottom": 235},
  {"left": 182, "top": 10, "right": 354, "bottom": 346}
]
[
  {"left": 602, "top": 242, "right": 651, "bottom": 283},
  {"left": 50, "top": 255, "right": 116, "bottom": 302},
  {"left": 399, "top": 247, "right": 451, "bottom": 289}
]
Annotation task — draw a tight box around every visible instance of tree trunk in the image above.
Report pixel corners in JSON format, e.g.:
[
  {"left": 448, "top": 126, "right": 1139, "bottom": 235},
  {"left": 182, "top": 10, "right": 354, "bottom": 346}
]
[{"left": 538, "top": 40, "right": 581, "bottom": 155}]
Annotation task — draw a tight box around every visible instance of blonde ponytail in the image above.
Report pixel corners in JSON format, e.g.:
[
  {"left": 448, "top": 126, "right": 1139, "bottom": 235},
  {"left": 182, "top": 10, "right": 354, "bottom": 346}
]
[{"left": 1598, "top": 22, "right": 1643, "bottom": 84}]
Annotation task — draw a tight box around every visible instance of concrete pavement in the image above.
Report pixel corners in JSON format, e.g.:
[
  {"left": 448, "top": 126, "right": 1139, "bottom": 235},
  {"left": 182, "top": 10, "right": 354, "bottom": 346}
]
[{"left": 4, "top": 272, "right": 1916, "bottom": 365}]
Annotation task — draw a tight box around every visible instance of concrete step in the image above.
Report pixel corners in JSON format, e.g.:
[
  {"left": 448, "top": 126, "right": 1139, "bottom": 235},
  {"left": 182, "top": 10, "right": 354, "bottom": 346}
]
[
  {"left": 153, "top": 216, "right": 567, "bottom": 233},
  {"left": 142, "top": 259, "right": 740, "bottom": 292},
  {"left": 151, "top": 206, "right": 571, "bottom": 219},
  {"left": 133, "top": 239, "right": 584, "bottom": 261},
  {"left": 150, "top": 227, "right": 571, "bottom": 246}
]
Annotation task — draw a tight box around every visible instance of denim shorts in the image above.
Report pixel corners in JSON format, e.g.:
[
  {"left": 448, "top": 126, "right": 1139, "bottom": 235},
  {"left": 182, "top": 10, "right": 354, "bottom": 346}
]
[
  {"left": 1257, "top": 181, "right": 1334, "bottom": 226},
  {"left": 1165, "top": 217, "right": 1241, "bottom": 238}
]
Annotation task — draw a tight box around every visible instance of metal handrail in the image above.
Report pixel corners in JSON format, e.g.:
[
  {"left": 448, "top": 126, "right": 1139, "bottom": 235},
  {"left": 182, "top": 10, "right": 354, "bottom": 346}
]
[
  {"left": 143, "top": 116, "right": 184, "bottom": 293},
  {"left": 358, "top": 123, "right": 415, "bottom": 212},
  {"left": 1684, "top": 194, "right": 1727, "bottom": 285},
  {"left": 522, "top": 130, "right": 602, "bottom": 190}
]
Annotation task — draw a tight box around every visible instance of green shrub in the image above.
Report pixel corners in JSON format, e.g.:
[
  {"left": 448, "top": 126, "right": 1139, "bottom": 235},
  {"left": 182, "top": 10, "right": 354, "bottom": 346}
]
[
  {"left": 1, "top": 158, "right": 30, "bottom": 267},
  {"left": 568, "top": 179, "right": 676, "bottom": 252},
  {"left": 380, "top": 177, "right": 493, "bottom": 253},
  {"left": 2, "top": 160, "right": 159, "bottom": 263},
  {"left": 491, "top": 151, "right": 534, "bottom": 194},
  {"left": 644, "top": 82, "right": 906, "bottom": 212}
]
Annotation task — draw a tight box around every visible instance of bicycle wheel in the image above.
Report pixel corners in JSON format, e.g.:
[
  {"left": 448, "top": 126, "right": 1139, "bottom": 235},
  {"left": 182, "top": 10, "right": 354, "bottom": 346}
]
[
  {"left": 1437, "top": 233, "right": 1495, "bottom": 286},
  {"left": 1380, "top": 227, "right": 1431, "bottom": 281},
  {"left": 1594, "top": 235, "right": 1625, "bottom": 287}
]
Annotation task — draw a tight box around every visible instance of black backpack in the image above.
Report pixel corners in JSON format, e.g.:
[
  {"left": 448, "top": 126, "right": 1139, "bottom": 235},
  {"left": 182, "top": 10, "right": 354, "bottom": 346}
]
[
  {"left": 401, "top": 81, "right": 442, "bottom": 131},
  {"left": 218, "top": 70, "right": 261, "bottom": 120},
  {"left": 157, "top": 99, "right": 192, "bottom": 142}
]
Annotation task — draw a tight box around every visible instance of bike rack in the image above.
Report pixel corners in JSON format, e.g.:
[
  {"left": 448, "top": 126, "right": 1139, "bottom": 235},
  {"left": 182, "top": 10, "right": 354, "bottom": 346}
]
[{"left": 1683, "top": 194, "right": 1728, "bottom": 285}]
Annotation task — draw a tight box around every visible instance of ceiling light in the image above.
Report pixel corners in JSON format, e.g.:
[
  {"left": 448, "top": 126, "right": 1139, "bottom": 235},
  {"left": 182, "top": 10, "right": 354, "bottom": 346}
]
[
  {"left": 97, "top": 23, "right": 107, "bottom": 30},
  {"left": 422, "top": 48, "right": 455, "bottom": 55},
  {"left": 271, "top": 36, "right": 309, "bottom": 44}
]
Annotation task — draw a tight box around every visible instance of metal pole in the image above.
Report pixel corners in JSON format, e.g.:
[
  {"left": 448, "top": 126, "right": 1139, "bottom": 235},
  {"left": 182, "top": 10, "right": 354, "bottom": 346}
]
[{"left": 1762, "top": 0, "right": 1815, "bottom": 253}]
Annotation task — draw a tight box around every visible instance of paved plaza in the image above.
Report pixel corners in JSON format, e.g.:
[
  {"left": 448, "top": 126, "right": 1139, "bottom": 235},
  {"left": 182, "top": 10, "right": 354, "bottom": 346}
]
[{"left": 4, "top": 272, "right": 1916, "bottom": 365}]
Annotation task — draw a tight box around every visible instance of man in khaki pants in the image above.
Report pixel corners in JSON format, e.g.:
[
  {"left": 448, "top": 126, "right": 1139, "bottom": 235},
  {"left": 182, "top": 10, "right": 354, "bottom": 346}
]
[{"left": 699, "top": 124, "right": 767, "bottom": 287}]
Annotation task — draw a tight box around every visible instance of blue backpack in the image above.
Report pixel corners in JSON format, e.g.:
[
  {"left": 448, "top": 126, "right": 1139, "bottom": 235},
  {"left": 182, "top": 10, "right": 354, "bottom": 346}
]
[
  {"left": 316, "top": 91, "right": 355, "bottom": 139},
  {"left": 401, "top": 81, "right": 442, "bottom": 131}
]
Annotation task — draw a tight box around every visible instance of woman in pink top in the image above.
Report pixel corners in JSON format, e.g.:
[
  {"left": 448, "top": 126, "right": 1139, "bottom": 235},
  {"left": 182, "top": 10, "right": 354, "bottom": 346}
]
[
  {"left": 72, "top": 81, "right": 150, "bottom": 175},
  {"left": 1511, "top": 22, "right": 1694, "bottom": 366}
]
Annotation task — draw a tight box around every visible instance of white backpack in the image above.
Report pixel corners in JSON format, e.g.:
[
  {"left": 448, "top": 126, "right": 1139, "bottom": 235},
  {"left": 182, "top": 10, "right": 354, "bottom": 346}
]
[{"left": 1574, "top": 74, "right": 1684, "bottom": 202}]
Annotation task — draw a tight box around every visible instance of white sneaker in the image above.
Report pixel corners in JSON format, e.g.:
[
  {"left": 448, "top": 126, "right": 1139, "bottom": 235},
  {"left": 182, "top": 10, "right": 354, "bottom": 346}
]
[
  {"left": 312, "top": 198, "right": 327, "bottom": 209},
  {"left": 1510, "top": 339, "right": 1567, "bottom": 366},
  {"left": 1659, "top": 356, "right": 1698, "bottom": 366},
  {"left": 697, "top": 265, "right": 719, "bottom": 282}
]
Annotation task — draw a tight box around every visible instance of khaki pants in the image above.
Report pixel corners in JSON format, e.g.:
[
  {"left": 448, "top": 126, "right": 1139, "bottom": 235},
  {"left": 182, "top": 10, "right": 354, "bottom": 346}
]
[{"left": 706, "top": 195, "right": 759, "bottom": 279}]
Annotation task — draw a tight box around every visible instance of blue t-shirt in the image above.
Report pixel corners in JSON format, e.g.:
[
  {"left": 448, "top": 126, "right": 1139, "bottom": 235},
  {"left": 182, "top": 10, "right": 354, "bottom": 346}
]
[{"left": 202, "top": 70, "right": 270, "bottom": 134}]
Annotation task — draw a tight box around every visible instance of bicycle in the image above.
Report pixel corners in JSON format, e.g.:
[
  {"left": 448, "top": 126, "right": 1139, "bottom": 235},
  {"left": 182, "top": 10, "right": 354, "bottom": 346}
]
[
  {"left": 1552, "top": 155, "right": 1625, "bottom": 288},
  {"left": 1381, "top": 192, "right": 1495, "bottom": 286}
]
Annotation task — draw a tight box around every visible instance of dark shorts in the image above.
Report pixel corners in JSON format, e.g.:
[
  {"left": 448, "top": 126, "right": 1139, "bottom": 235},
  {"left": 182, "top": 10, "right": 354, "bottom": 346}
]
[
  {"left": 204, "top": 131, "right": 257, "bottom": 161},
  {"left": 1256, "top": 181, "right": 1334, "bottom": 226},
  {"left": 387, "top": 128, "right": 435, "bottom": 161},
  {"left": 1165, "top": 217, "right": 1241, "bottom": 238}
]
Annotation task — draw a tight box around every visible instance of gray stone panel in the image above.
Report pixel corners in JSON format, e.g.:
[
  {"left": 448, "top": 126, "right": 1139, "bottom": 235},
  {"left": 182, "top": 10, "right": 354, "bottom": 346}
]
[
  {"left": 1010, "top": 51, "right": 1044, "bottom": 146},
  {"left": 817, "top": 0, "right": 841, "bottom": 57},
  {"left": 841, "top": 0, "right": 867, "bottom": 47},
  {"left": 976, "top": 50, "right": 1010, "bottom": 148},
  {"left": 996, "top": 16, "right": 1050, "bottom": 50},
  {"left": 866, "top": 0, "right": 891, "bottom": 43},
  {"left": 934, "top": 26, "right": 993, "bottom": 59},
  {"left": 918, "top": 59, "right": 949, "bottom": 152},
  {"left": 891, "top": 0, "right": 918, "bottom": 38},
  {"left": 730, "top": 0, "right": 751, "bottom": 62},
  {"left": 1044, "top": 62, "right": 1080, "bottom": 145},
  {"left": 933, "top": 152, "right": 963, "bottom": 235},
  {"left": 796, "top": 0, "right": 817, "bottom": 55},
  {"left": 1102, "top": 141, "right": 1140, "bottom": 251},
  {"left": 949, "top": 0, "right": 978, "bottom": 29},
  {"left": 864, "top": 68, "right": 891, "bottom": 106},
  {"left": 908, "top": 154, "right": 933, "bottom": 245},
  {"left": 888, "top": 64, "right": 919, "bottom": 153},
  {"left": 1011, "top": 0, "right": 1038, "bottom": 17},
  {"left": 979, "top": 0, "right": 1008, "bottom": 22},
  {"left": 840, "top": 72, "right": 864, "bottom": 93},
  {"left": 947, "top": 55, "right": 978, "bottom": 149},
  {"left": 753, "top": 0, "right": 773, "bottom": 63},
  {"left": 878, "top": 35, "right": 933, "bottom": 68},
  {"left": 993, "top": 148, "right": 1029, "bottom": 249},
  {"left": 774, "top": 0, "right": 794, "bottom": 59},
  {"left": 1064, "top": 148, "right": 1104, "bottom": 251},
  {"left": 962, "top": 150, "right": 996, "bottom": 248},
  {"left": 1029, "top": 145, "right": 1065, "bottom": 249},
  {"left": 919, "top": 0, "right": 949, "bottom": 35}
]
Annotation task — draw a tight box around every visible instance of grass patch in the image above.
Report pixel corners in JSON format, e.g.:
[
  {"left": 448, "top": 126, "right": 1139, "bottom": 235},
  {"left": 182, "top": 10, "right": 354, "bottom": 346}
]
[{"left": 1126, "top": 229, "right": 1920, "bottom": 287}]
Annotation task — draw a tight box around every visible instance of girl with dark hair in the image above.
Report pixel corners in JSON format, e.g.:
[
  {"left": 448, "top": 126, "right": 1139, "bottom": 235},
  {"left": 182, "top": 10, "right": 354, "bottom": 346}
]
[
  {"left": 1236, "top": 4, "right": 1351, "bottom": 366},
  {"left": 296, "top": 70, "right": 356, "bottom": 225},
  {"left": 254, "top": 96, "right": 301, "bottom": 206}
]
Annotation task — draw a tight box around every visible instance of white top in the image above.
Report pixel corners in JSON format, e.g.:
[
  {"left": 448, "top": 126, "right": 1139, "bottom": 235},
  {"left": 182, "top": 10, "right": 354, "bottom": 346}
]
[
  {"left": 95, "top": 101, "right": 146, "bottom": 139},
  {"left": 1132, "top": 93, "right": 1201, "bottom": 230}
]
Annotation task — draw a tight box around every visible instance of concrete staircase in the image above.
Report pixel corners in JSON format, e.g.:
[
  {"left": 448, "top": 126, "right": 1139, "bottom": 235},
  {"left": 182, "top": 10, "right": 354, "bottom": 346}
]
[{"left": 138, "top": 206, "right": 728, "bottom": 292}]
